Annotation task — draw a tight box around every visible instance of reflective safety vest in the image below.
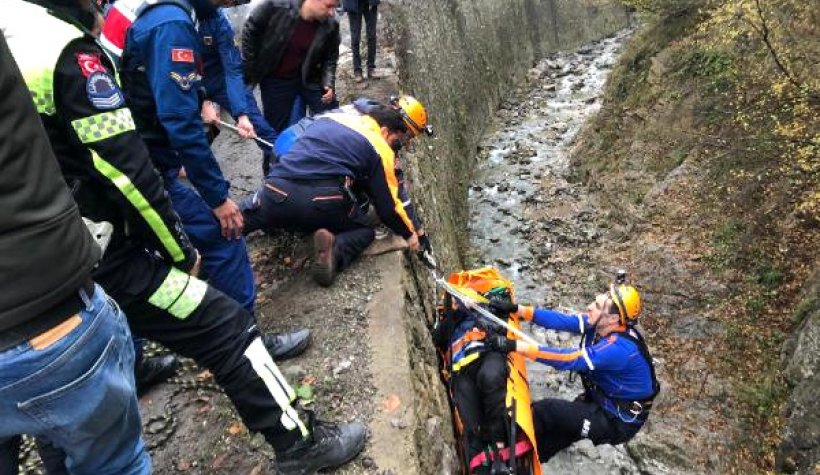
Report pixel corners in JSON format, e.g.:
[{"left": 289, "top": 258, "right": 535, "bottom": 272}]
[
  {"left": 3, "top": 1, "right": 85, "bottom": 115},
  {"left": 100, "top": 0, "right": 193, "bottom": 62}
]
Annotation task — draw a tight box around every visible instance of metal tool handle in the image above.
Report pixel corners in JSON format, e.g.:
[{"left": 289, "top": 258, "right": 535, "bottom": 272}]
[{"left": 217, "top": 119, "right": 274, "bottom": 149}]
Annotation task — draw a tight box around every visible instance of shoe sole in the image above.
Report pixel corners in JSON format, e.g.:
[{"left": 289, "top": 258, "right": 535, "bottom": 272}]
[{"left": 311, "top": 229, "right": 335, "bottom": 287}]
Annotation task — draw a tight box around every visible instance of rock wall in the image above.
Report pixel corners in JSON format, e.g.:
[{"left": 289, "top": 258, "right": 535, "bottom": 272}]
[
  {"left": 778, "top": 269, "right": 820, "bottom": 474},
  {"left": 384, "top": 0, "right": 630, "bottom": 270}
]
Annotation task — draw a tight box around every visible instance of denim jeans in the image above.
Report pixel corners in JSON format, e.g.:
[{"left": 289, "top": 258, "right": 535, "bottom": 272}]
[
  {"left": 258, "top": 76, "right": 339, "bottom": 136},
  {"left": 0, "top": 285, "right": 150, "bottom": 475},
  {"left": 348, "top": 2, "right": 378, "bottom": 72}
]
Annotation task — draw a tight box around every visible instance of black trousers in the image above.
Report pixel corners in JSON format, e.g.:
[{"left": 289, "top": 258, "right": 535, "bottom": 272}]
[
  {"left": 531, "top": 398, "right": 641, "bottom": 461},
  {"left": 452, "top": 352, "right": 509, "bottom": 458},
  {"left": 241, "top": 177, "right": 375, "bottom": 271},
  {"left": 348, "top": 1, "right": 378, "bottom": 72}
]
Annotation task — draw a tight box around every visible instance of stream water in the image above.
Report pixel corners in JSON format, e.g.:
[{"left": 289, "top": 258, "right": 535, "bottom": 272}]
[{"left": 467, "top": 29, "right": 651, "bottom": 474}]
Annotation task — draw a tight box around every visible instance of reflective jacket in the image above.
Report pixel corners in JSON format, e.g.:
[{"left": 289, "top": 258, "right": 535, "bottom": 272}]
[
  {"left": 523, "top": 307, "right": 659, "bottom": 423},
  {"left": 2, "top": 2, "right": 197, "bottom": 278},
  {"left": 117, "top": 1, "right": 231, "bottom": 208},
  {"left": 0, "top": 15, "right": 97, "bottom": 333},
  {"left": 269, "top": 111, "right": 416, "bottom": 238},
  {"left": 241, "top": 0, "right": 340, "bottom": 87}
]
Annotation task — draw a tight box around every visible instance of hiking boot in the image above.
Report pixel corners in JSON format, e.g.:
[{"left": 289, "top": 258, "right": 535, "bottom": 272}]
[
  {"left": 367, "top": 68, "right": 380, "bottom": 80},
  {"left": 276, "top": 420, "right": 366, "bottom": 475},
  {"left": 263, "top": 329, "right": 312, "bottom": 361},
  {"left": 311, "top": 229, "right": 336, "bottom": 287},
  {"left": 353, "top": 71, "right": 364, "bottom": 83},
  {"left": 135, "top": 355, "right": 179, "bottom": 395}
]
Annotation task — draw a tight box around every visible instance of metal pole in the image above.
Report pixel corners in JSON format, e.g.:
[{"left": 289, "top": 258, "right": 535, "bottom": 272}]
[{"left": 216, "top": 119, "right": 274, "bottom": 149}]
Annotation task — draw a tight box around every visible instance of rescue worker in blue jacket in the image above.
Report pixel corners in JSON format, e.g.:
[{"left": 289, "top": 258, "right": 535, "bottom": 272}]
[
  {"left": 109, "top": 0, "right": 258, "bottom": 315},
  {"left": 489, "top": 274, "right": 660, "bottom": 461},
  {"left": 241, "top": 98, "right": 431, "bottom": 286},
  {"left": 198, "top": 5, "right": 279, "bottom": 173}
]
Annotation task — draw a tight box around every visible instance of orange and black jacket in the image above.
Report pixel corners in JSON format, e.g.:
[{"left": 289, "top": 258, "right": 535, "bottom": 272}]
[{"left": 269, "top": 112, "right": 416, "bottom": 239}]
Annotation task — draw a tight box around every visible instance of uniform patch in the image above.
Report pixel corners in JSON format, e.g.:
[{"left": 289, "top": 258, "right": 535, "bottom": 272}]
[
  {"left": 76, "top": 52, "right": 107, "bottom": 78},
  {"left": 86, "top": 72, "right": 125, "bottom": 110},
  {"left": 171, "top": 48, "right": 195, "bottom": 63},
  {"left": 169, "top": 71, "right": 200, "bottom": 91}
]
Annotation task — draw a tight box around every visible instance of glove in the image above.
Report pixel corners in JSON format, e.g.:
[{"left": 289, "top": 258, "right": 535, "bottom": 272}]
[
  {"left": 418, "top": 233, "right": 432, "bottom": 254},
  {"left": 487, "top": 335, "right": 517, "bottom": 353},
  {"left": 488, "top": 298, "right": 518, "bottom": 315},
  {"left": 417, "top": 232, "right": 436, "bottom": 269}
]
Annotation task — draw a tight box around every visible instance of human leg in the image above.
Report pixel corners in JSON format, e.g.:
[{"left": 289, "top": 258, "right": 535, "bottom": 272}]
[
  {"left": 475, "top": 351, "right": 509, "bottom": 443},
  {"left": 363, "top": 4, "right": 378, "bottom": 74},
  {"left": 348, "top": 9, "right": 364, "bottom": 76},
  {"left": 259, "top": 76, "right": 300, "bottom": 134},
  {"left": 243, "top": 86, "right": 278, "bottom": 175},
  {"left": 0, "top": 285, "right": 150, "bottom": 475},
  {"left": 166, "top": 177, "right": 257, "bottom": 314}
]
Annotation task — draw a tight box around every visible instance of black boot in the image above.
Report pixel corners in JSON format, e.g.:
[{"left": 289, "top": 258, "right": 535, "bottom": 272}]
[
  {"left": 135, "top": 355, "right": 179, "bottom": 395},
  {"left": 276, "top": 418, "right": 366, "bottom": 475},
  {"left": 263, "top": 329, "right": 311, "bottom": 361}
]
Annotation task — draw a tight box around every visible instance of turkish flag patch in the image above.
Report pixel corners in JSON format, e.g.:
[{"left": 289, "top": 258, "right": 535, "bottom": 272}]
[
  {"left": 171, "top": 48, "right": 195, "bottom": 63},
  {"left": 76, "top": 52, "right": 107, "bottom": 78}
]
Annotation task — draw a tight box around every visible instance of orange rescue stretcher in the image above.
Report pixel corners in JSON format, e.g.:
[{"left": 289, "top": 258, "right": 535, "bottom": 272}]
[{"left": 436, "top": 267, "right": 542, "bottom": 475}]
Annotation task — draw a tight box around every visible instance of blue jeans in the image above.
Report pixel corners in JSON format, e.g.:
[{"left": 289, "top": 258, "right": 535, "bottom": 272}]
[
  {"left": 166, "top": 177, "right": 257, "bottom": 314},
  {"left": 258, "top": 76, "right": 338, "bottom": 136},
  {"left": 0, "top": 285, "right": 150, "bottom": 475}
]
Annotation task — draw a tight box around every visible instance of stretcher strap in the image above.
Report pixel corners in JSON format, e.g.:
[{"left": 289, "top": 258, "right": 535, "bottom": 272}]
[{"left": 468, "top": 439, "right": 533, "bottom": 470}]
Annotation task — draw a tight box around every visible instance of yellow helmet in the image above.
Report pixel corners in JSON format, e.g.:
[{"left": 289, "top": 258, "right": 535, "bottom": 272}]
[
  {"left": 390, "top": 95, "right": 433, "bottom": 137},
  {"left": 609, "top": 272, "right": 641, "bottom": 325}
]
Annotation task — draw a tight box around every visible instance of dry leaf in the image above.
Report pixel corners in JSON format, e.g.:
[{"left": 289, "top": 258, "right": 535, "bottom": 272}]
[
  {"left": 196, "top": 369, "right": 213, "bottom": 381},
  {"left": 384, "top": 394, "right": 401, "bottom": 413},
  {"left": 227, "top": 421, "right": 245, "bottom": 436}
]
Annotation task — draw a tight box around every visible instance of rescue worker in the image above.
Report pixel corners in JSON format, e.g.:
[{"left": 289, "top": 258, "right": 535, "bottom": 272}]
[
  {"left": 432, "top": 287, "right": 511, "bottom": 474},
  {"left": 0, "top": 28, "right": 149, "bottom": 474},
  {"left": 489, "top": 273, "right": 660, "bottom": 461},
  {"left": 100, "top": 0, "right": 258, "bottom": 315},
  {"left": 198, "top": 3, "right": 279, "bottom": 173},
  {"left": 241, "top": 0, "right": 340, "bottom": 139},
  {"left": 2, "top": 2, "right": 365, "bottom": 473},
  {"left": 241, "top": 98, "right": 431, "bottom": 286}
]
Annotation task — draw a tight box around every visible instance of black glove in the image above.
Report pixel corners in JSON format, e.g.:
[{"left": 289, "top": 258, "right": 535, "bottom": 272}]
[
  {"left": 488, "top": 297, "right": 518, "bottom": 315},
  {"left": 487, "top": 335, "right": 517, "bottom": 353},
  {"left": 417, "top": 233, "right": 436, "bottom": 269},
  {"left": 418, "top": 233, "right": 432, "bottom": 254}
]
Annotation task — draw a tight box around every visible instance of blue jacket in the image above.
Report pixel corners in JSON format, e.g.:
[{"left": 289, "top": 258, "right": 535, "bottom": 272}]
[
  {"left": 199, "top": 8, "right": 247, "bottom": 117},
  {"left": 524, "top": 308, "right": 657, "bottom": 422},
  {"left": 121, "top": 3, "right": 230, "bottom": 208},
  {"left": 269, "top": 112, "right": 415, "bottom": 238}
]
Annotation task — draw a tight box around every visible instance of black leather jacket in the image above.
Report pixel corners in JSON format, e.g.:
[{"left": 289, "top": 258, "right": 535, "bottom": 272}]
[{"left": 241, "top": 0, "right": 340, "bottom": 88}]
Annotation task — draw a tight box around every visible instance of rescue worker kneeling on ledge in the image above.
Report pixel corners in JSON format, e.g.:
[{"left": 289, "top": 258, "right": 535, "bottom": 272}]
[
  {"left": 241, "top": 100, "right": 429, "bottom": 286},
  {"left": 488, "top": 274, "right": 660, "bottom": 461}
]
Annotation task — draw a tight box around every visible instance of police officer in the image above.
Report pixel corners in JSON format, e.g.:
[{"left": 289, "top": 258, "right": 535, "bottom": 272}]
[
  {"left": 490, "top": 275, "right": 660, "bottom": 461},
  {"left": 100, "top": 0, "right": 258, "bottom": 316},
  {"left": 198, "top": 3, "right": 279, "bottom": 173},
  {"left": 2, "top": 2, "right": 365, "bottom": 472},
  {"left": 241, "top": 98, "right": 431, "bottom": 286}
]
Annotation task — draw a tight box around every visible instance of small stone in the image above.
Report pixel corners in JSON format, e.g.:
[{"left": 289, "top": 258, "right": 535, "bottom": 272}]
[{"left": 389, "top": 417, "right": 408, "bottom": 429}]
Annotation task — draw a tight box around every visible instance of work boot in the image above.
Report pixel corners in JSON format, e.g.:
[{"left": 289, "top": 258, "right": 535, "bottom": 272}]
[
  {"left": 135, "top": 355, "right": 179, "bottom": 395},
  {"left": 367, "top": 68, "right": 380, "bottom": 80},
  {"left": 353, "top": 70, "right": 364, "bottom": 83},
  {"left": 276, "top": 419, "right": 367, "bottom": 475},
  {"left": 311, "top": 229, "right": 336, "bottom": 287},
  {"left": 263, "top": 329, "right": 312, "bottom": 361}
]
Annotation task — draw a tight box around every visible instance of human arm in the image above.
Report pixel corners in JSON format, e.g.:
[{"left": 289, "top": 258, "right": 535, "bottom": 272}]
[
  {"left": 366, "top": 149, "right": 416, "bottom": 240},
  {"left": 241, "top": 0, "right": 274, "bottom": 85},
  {"left": 320, "top": 23, "right": 340, "bottom": 95},
  {"left": 56, "top": 40, "right": 198, "bottom": 272},
  {"left": 212, "top": 11, "right": 250, "bottom": 119},
  {"left": 514, "top": 333, "right": 628, "bottom": 372}
]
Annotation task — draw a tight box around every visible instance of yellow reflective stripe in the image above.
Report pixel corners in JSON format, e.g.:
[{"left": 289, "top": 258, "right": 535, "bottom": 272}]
[
  {"left": 71, "top": 109, "right": 135, "bottom": 143},
  {"left": 452, "top": 352, "right": 481, "bottom": 372},
  {"left": 147, "top": 268, "right": 207, "bottom": 320},
  {"left": 325, "top": 113, "right": 416, "bottom": 233},
  {"left": 90, "top": 150, "right": 186, "bottom": 262}
]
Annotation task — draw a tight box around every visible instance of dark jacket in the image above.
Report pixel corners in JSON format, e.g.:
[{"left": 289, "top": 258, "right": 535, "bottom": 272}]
[
  {"left": 0, "top": 32, "right": 98, "bottom": 333},
  {"left": 342, "top": 0, "right": 380, "bottom": 13},
  {"left": 241, "top": 0, "right": 340, "bottom": 88}
]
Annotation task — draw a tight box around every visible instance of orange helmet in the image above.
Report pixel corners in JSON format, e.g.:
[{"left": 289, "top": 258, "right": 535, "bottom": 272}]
[
  {"left": 609, "top": 270, "right": 641, "bottom": 325},
  {"left": 390, "top": 95, "right": 433, "bottom": 137}
]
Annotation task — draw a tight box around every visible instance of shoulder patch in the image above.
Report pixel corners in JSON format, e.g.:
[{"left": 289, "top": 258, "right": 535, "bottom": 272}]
[
  {"left": 86, "top": 72, "right": 125, "bottom": 110},
  {"left": 76, "top": 52, "right": 107, "bottom": 78},
  {"left": 169, "top": 71, "right": 200, "bottom": 91},
  {"left": 171, "top": 48, "right": 195, "bottom": 63}
]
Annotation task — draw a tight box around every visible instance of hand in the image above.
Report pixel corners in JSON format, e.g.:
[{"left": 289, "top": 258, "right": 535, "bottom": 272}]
[
  {"left": 212, "top": 198, "right": 244, "bottom": 240},
  {"left": 236, "top": 115, "right": 256, "bottom": 139},
  {"left": 405, "top": 232, "right": 420, "bottom": 252},
  {"left": 487, "top": 334, "right": 517, "bottom": 353},
  {"left": 321, "top": 86, "right": 335, "bottom": 104},
  {"left": 188, "top": 250, "right": 202, "bottom": 277},
  {"left": 417, "top": 230, "right": 432, "bottom": 254},
  {"left": 201, "top": 100, "right": 220, "bottom": 124},
  {"left": 489, "top": 297, "right": 518, "bottom": 315}
]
